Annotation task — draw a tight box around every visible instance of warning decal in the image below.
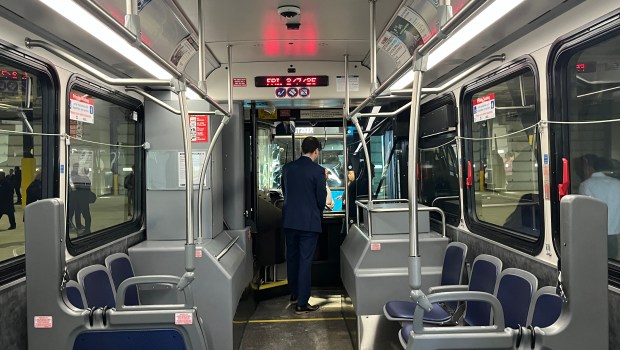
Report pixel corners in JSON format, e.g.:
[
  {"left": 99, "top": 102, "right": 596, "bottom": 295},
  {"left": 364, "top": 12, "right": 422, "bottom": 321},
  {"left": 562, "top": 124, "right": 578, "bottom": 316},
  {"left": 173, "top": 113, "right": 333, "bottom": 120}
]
[
  {"left": 175, "top": 312, "right": 193, "bottom": 325},
  {"left": 473, "top": 93, "right": 496, "bottom": 123},
  {"left": 34, "top": 316, "right": 53, "bottom": 329},
  {"left": 69, "top": 93, "right": 95, "bottom": 124}
]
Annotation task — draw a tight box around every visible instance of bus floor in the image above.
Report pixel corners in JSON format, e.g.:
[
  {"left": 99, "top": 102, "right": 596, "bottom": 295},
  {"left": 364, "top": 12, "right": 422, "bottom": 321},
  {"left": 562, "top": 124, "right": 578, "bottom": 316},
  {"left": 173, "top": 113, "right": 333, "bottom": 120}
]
[{"left": 240, "top": 289, "right": 353, "bottom": 350}]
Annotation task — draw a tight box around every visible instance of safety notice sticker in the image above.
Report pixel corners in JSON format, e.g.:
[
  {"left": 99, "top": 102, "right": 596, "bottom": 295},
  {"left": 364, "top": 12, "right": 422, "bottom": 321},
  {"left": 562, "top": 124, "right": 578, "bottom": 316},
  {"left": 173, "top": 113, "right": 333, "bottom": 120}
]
[
  {"left": 34, "top": 316, "right": 53, "bottom": 329},
  {"left": 69, "top": 92, "right": 94, "bottom": 124},
  {"left": 190, "top": 115, "right": 209, "bottom": 143},
  {"left": 175, "top": 313, "right": 193, "bottom": 325},
  {"left": 473, "top": 93, "right": 496, "bottom": 123}
]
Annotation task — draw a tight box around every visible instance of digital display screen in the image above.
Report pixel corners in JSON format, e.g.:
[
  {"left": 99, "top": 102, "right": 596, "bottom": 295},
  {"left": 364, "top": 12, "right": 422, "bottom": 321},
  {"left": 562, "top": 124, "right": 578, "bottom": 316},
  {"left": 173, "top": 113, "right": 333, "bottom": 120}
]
[
  {"left": 329, "top": 190, "right": 344, "bottom": 212},
  {"left": 255, "top": 75, "right": 329, "bottom": 87},
  {"left": 1, "top": 70, "right": 29, "bottom": 80},
  {"left": 575, "top": 62, "right": 596, "bottom": 73}
]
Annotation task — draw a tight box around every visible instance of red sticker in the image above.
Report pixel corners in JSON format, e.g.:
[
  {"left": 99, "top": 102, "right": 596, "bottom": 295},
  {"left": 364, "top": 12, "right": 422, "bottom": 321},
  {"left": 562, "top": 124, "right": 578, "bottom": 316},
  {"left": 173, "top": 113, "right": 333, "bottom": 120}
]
[
  {"left": 233, "top": 78, "right": 247, "bottom": 87},
  {"left": 370, "top": 243, "right": 381, "bottom": 251},
  {"left": 190, "top": 115, "right": 209, "bottom": 143},
  {"left": 195, "top": 249, "right": 203, "bottom": 258},
  {"left": 34, "top": 316, "right": 53, "bottom": 329},
  {"left": 175, "top": 312, "right": 193, "bottom": 325}
]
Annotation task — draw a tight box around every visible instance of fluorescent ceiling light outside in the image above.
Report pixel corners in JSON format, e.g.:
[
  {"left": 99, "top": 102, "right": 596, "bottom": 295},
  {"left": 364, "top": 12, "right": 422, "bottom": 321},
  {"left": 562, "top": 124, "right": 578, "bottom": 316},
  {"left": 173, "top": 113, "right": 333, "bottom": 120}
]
[
  {"left": 389, "top": 0, "right": 525, "bottom": 90},
  {"left": 39, "top": 0, "right": 172, "bottom": 80}
]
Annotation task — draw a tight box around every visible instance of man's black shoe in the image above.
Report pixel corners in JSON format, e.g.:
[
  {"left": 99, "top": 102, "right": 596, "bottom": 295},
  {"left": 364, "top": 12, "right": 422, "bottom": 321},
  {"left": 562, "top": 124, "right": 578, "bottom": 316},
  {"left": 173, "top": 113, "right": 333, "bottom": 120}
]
[{"left": 294, "top": 304, "right": 319, "bottom": 314}]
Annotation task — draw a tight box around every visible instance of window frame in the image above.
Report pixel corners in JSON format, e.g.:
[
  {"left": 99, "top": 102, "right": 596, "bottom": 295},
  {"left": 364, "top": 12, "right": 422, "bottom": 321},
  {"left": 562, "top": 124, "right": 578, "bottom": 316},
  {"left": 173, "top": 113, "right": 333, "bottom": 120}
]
[
  {"left": 65, "top": 75, "right": 144, "bottom": 256},
  {"left": 0, "top": 40, "right": 60, "bottom": 285},
  {"left": 547, "top": 10, "right": 620, "bottom": 286},
  {"left": 418, "top": 93, "right": 460, "bottom": 226},
  {"left": 460, "top": 56, "right": 545, "bottom": 255}
]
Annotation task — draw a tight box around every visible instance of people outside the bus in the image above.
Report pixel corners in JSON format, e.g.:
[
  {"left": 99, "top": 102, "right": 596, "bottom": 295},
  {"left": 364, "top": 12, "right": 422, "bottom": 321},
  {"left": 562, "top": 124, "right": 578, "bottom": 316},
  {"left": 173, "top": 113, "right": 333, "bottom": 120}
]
[
  {"left": 26, "top": 171, "right": 42, "bottom": 206},
  {"left": 68, "top": 166, "right": 81, "bottom": 231},
  {"left": 577, "top": 154, "right": 620, "bottom": 259},
  {"left": 0, "top": 172, "right": 16, "bottom": 230},
  {"left": 324, "top": 168, "right": 334, "bottom": 211},
  {"left": 75, "top": 168, "right": 93, "bottom": 235},
  {"left": 281, "top": 136, "right": 326, "bottom": 314},
  {"left": 12, "top": 166, "right": 21, "bottom": 204},
  {"left": 124, "top": 166, "right": 135, "bottom": 217},
  {"left": 344, "top": 167, "right": 357, "bottom": 224}
]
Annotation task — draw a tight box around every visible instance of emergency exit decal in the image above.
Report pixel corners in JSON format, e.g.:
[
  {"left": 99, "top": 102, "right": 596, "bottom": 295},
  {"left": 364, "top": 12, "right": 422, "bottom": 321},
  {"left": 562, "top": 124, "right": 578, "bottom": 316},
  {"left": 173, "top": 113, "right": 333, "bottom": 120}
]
[
  {"left": 69, "top": 92, "right": 94, "bottom": 124},
  {"left": 473, "top": 92, "right": 496, "bottom": 123}
]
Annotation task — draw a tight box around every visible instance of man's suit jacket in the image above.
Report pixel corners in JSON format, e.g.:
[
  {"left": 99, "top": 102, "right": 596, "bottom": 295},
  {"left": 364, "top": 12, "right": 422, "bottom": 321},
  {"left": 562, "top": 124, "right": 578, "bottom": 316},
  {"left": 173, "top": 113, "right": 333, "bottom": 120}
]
[{"left": 281, "top": 156, "right": 327, "bottom": 233}]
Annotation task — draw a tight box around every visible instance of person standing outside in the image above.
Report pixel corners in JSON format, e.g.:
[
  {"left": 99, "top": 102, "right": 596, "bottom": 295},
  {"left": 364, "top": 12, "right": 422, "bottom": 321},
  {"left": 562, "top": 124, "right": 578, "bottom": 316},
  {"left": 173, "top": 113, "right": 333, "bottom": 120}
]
[
  {"left": 12, "top": 166, "right": 21, "bottom": 204},
  {"left": 281, "top": 136, "right": 326, "bottom": 314},
  {"left": 0, "top": 172, "right": 16, "bottom": 230},
  {"left": 124, "top": 166, "right": 135, "bottom": 217}
]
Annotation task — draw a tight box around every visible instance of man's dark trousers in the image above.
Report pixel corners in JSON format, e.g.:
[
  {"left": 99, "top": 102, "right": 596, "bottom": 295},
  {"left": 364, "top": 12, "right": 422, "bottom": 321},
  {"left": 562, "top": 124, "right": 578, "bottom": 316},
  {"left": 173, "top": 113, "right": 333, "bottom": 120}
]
[{"left": 284, "top": 228, "right": 319, "bottom": 306}]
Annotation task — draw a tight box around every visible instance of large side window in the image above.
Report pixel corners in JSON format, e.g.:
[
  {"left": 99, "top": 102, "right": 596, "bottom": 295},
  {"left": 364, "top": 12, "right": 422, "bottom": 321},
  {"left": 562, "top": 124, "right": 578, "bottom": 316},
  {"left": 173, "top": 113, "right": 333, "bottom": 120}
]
[
  {"left": 66, "top": 79, "right": 142, "bottom": 254},
  {"left": 0, "top": 46, "right": 57, "bottom": 283},
  {"left": 550, "top": 14, "right": 620, "bottom": 277},
  {"left": 463, "top": 61, "right": 543, "bottom": 254},
  {"left": 419, "top": 96, "right": 460, "bottom": 226}
]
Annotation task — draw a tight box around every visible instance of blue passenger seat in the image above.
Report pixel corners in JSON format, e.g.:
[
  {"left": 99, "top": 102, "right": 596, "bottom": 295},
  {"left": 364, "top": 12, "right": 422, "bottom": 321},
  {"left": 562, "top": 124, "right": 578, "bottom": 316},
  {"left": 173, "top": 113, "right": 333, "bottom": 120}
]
[
  {"left": 398, "top": 254, "right": 502, "bottom": 348},
  {"left": 384, "top": 242, "right": 468, "bottom": 324},
  {"left": 527, "top": 286, "right": 563, "bottom": 328},
  {"left": 494, "top": 268, "right": 538, "bottom": 328},
  {"left": 65, "top": 280, "right": 87, "bottom": 309},
  {"left": 77, "top": 264, "right": 116, "bottom": 308},
  {"left": 463, "top": 254, "right": 503, "bottom": 326},
  {"left": 105, "top": 253, "right": 139, "bottom": 306}
]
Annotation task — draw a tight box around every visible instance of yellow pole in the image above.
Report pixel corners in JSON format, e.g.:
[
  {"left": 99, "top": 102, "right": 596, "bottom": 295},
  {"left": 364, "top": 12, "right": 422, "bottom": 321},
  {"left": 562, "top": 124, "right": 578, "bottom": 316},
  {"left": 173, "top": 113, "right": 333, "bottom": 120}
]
[
  {"left": 21, "top": 158, "right": 36, "bottom": 207},
  {"left": 479, "top": 170, "right": 485, "bottom": 192}
]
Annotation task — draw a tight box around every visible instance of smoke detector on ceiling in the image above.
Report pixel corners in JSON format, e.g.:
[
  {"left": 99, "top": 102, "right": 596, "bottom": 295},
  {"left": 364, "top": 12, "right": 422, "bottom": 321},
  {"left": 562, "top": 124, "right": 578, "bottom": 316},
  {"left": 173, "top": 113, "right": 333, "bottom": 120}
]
[{"left": 278, "top": 5, "right": 300, "bottom": 18}]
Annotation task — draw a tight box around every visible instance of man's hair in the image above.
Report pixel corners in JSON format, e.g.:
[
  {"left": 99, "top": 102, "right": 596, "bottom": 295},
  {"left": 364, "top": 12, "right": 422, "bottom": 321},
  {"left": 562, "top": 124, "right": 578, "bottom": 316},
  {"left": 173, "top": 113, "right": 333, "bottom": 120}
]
[{"left": 301, "top": 136, "right": 321, "bottom": 154}]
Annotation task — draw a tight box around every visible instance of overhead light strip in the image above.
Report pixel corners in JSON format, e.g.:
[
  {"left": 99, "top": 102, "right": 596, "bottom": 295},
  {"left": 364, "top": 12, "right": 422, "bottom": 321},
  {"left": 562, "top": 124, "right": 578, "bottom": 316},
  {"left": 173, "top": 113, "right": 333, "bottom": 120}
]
[
  {"left": 390, "top": 0, "right": 526, "bottom": 90},
  {"left": 39, "top": 0, "right": 172, "bottom": 80}
]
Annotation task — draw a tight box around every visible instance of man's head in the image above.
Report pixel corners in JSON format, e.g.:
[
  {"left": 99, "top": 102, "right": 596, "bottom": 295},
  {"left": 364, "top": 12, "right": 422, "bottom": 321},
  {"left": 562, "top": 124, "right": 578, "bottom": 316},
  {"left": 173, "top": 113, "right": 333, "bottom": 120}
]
[
  {"left": 301, "top": 136, "right": 321, "bottom": 161},
  {"left": 576, "top": 154, "right": 611, "bottom": 180}
]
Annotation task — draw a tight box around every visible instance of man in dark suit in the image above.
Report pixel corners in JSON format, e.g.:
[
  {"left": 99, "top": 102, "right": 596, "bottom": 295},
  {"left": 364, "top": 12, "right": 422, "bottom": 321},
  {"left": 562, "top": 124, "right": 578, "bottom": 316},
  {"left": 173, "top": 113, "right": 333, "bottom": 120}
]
[
  {"left": 281, "top": 136, "right": 326, "bottom": 314},
  {"left": 0, "top": 172, "right": 16, "bottom": 230}
]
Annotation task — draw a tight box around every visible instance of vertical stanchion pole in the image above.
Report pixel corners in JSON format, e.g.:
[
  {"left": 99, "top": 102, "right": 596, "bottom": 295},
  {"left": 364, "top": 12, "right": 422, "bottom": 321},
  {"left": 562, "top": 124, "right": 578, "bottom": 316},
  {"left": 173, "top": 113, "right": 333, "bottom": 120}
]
[{"left": 344, "top": 54, "right": 350, "bottom": 234}]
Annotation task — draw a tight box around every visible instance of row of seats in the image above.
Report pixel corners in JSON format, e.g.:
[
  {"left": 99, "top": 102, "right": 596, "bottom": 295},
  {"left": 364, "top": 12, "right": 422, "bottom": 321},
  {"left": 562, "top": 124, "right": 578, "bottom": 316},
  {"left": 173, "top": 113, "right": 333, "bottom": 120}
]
[
  {"left": 383, "top": 243, "right": 563, "bottom": 348},
  {"left": 65, "top": 253, "right": 140, "bottom": 309}
]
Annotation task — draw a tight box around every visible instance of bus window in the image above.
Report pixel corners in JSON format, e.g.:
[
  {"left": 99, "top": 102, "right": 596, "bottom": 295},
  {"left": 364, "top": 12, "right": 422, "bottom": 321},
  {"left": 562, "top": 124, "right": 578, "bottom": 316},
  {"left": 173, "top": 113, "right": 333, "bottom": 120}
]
[
  {"left": 419, "top": 96, "right": 460, "bottom": 226},
  {"left": 555, "top": 32, "right": 620, "bottom": 261},
  {"left": 66, "top": 81, "right": 142, "bottom": 253},
  {"left": 0, "top": 61, "right": 49, "bottom": 265},
  {"left": 463, "top": 64, "right": 543, "bottom": 253}
]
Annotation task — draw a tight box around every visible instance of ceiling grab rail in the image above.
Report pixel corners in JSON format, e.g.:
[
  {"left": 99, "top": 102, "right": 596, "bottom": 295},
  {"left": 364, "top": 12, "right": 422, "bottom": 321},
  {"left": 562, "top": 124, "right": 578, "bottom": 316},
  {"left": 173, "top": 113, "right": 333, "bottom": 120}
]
[
  {"left": 124, "top": 87, "right": 217, "bottom": 116},
  {"left": 404, "top": 0, "right": 488, "bottom": 318},
  {"left": 197, "top": 45, "right": 233, "bottom": 243},
  {"left": 343, "top": 54, "right": 350, "bottom": 234},
  {"left": 389, "top": 54, "right": 506, "bottom": 97}
]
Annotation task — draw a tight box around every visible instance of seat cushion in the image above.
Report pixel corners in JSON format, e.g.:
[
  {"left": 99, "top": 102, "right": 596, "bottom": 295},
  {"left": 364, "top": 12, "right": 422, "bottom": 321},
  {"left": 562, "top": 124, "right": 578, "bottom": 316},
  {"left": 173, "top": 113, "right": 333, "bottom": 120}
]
[
  {"left": 385, "top": 301, "right": 450, "bottom": 323},
  {"left": 385, "top": 301, "right": 415, "bottom": 319}
]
